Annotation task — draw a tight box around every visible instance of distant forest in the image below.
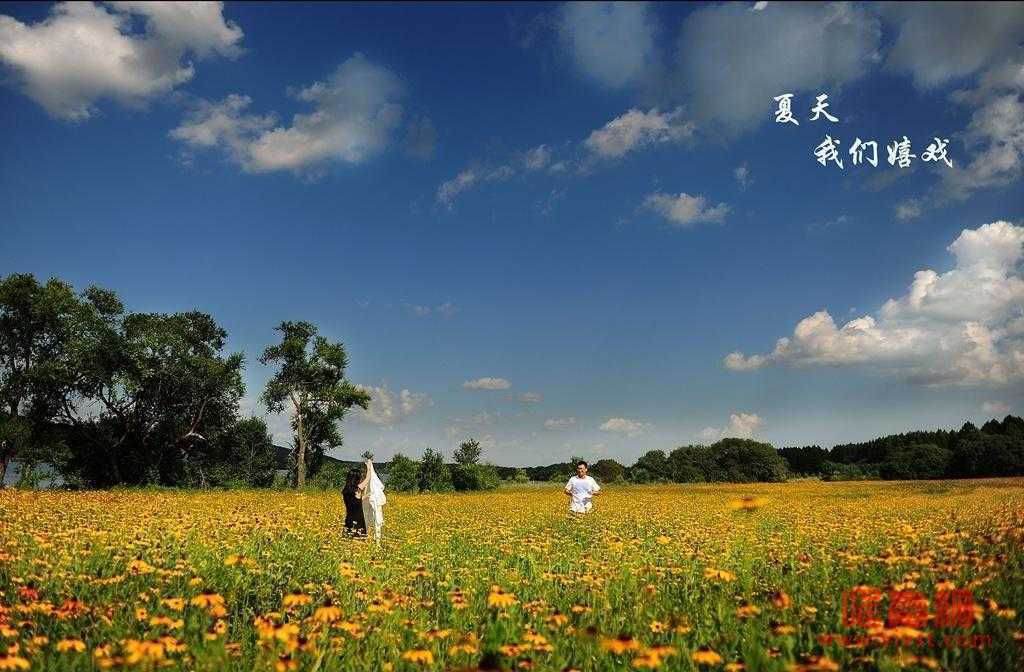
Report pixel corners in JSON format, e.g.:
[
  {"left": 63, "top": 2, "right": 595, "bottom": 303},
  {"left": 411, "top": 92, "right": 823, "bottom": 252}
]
[
  {"left": 477, "top": 414, "right": 1024, "bottom": 486},
  {"left": 2, "top": 272, "right": 1021, "bottom": 490}
]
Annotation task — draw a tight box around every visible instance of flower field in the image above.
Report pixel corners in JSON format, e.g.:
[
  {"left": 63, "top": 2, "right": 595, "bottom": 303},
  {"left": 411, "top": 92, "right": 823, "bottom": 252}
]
[{"left": 1, "top": 480, "right": 1022, "bottom": 671}]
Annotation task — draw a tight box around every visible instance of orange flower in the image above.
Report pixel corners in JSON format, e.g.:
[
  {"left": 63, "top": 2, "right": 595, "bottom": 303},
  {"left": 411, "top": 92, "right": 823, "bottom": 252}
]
[
  {"left": 282, "top": 592, "right": 312, "bottom": 609},
  {"left": 703, "top": 568, "right": 737, "bottom": 582},
  {"left": 600, "top": 635, "right": 640, "bottom": 655},
  {"left": 487, "top": 586, "right": 517, "bottom": 609},
  {"left": 769, "top": 590, "right": 791, "bottom": 609},
  {"left": 313, "top": 603, "right": 343, "bottom": 624},
  {"left": 57, "top": 639, "right": 86, "bottom": 653},
  {"left": 0, "top": 655, "right": 30, "bottom": 671},
  {"left": 401, "top": 649, "right": 434, "bottom": 665},
  {"left": 692, "top": 647, "right": 723, "bottom": 666}
]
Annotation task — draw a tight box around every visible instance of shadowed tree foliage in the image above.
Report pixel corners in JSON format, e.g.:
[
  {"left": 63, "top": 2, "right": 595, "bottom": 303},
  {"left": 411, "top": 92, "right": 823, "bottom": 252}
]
[
  {"left": 418, "top": 447, "right": 453, "bottom": 492},
  {"left": 259, "top": 321, "right": 369, "bottom": 488},
  {"left": 450, "top": 438, "right": 501, "bottom": 491},
  {"left": 386, "top": 453, "right": 420, "bottom": 492},
  {"left": 0, "top": 274, "right": 122, "bottom": 486},
  {"left": 590, "top": 459, "right": 626, "bottom": 483},
  {"left": 57, "top": 311, "right": 245, "bottom": 487}
]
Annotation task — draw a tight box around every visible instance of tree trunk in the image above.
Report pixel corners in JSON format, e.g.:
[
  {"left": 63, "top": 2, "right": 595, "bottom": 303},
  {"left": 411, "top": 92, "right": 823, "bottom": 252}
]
[
  {"left": 0, "top": 453, "right": 8, "bottom": 489},
  {"left": 294, "top": 394, "right": 306, "bottom": 489}
]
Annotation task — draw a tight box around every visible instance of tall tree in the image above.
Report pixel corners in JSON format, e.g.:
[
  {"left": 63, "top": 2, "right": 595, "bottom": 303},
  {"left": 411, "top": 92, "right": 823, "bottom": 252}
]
[
  {"left": 54, "top": 311, "right": 244, "bottom": 487},
  {"left": 0, "top": 273, "right": 121, "bottom": 485},
  {"left": 259, "top": 321, "right": 368, "bottom": 488},
  {"left": 453, "top": 438, "right": 482, "bottom": 465}
]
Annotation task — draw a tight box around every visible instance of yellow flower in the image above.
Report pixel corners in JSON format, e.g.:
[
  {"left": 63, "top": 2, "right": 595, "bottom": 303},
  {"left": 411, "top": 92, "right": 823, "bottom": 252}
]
[
  {"left": 600, "top": 635, "right": 640, "bottom": 655},
  {"left": 0, "top": 655, "right": 30, "bottom": 671},
  {"left": 728, "top": 496, "right": 766, "bottom": 511},
  {"left": 123, "top": 639, "right": 166, "bottom": 664},
  {"left": 282, "top": 592, "right": 312, "bottom": 609},
  {"left": 692, "top": 647, "right": 723, "bottom": 666},
  {"left": 161, "top": 598, "right": 185, "bottom": 611},
  {"left": 487, "top": 585, "right": 517, "bottom": 609},
  {"left": 703, "top": 568, "right": 737, "bottom": 582},
  {"left": 313, "top": 603, "right": 343, "bottom": 623},
  {"left": 736, "top": 603, "right": 761, "bottom": 619},
  {"left": 57, "top": 639, "right": 87, "bottom": 653},
  {"left": 401, "top": 649, "right": 434, "bottom": 665}
]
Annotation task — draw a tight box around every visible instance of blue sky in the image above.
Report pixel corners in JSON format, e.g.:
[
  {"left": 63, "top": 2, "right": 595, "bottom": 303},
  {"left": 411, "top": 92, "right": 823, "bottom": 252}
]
[{"left": 2, "top": 2, "right": 1023, "bottom": 466}]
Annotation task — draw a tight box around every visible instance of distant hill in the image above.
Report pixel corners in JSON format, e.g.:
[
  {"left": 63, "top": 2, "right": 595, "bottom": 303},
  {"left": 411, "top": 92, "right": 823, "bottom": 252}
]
[{"left": 272, "top": 446, "right": 385, "bottom": 474}]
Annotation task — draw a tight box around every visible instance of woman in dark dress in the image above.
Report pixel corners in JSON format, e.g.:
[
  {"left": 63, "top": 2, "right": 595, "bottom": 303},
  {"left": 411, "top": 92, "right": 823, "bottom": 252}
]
[{"left": 342, "top": 468, "right": 366, "bottom": 537}]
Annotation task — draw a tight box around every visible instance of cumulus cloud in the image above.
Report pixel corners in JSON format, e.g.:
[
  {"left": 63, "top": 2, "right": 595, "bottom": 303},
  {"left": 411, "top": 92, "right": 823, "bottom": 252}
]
[
  {"left": 699, "top": 413, "right": 764, "bottom": 441},
  {"left": 518, "top": 392, "right": 543, "bottom": 404},
  {"left": 171, "top": 53, "right": 404, "bottom": 174},
  {"left": 644, "top": 192, "right": 731, "bottom": 227},
  {"left": 881, "top": 3, "right": 1024, "bottom": 90},
  {"left": 599, "top": 417, "right": 651, "bottom": 436},
  {"left": 725, "top": 221, "right": 1024, "bottom": 388},
  {"left": 351, "top": 384, "right": 433, "bottom": 427},
  {"left": 0, "top": 1, "right": 242, "bottom": 120},
  {"left": 557, "top": 2, "right": 658, "bottom": 89},
  {"left": 940, "top": 58, "right": 1024, "bottom": 201},
  {"left": 584, "top": 107, "right": 695, "bottom": 159},
  {"left": 544, "top": 417, "right": 577, "bottom": 430},
  {"left": 463, "top": 377, "right": 511, "bottom": 390},
  {"left": 676, "top": 2, "right": 881, "bottom": 135}
]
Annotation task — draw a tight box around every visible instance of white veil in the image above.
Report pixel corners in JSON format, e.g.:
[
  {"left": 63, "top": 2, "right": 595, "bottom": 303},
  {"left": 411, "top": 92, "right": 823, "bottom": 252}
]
[{"left": 363, "top": 459, "right": 386, "bottom": 507}]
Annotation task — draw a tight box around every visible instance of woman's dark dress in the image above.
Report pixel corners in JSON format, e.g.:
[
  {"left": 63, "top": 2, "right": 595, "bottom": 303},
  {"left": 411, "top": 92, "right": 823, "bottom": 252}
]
[{"left": 342, "top": 484, "right": 366, "bottom": 536}]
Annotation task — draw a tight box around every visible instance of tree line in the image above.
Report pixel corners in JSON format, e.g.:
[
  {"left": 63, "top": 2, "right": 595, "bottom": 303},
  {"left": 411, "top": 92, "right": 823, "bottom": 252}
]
[{"left": 4, "top": 273, "right": 1021, "bottom": 490}]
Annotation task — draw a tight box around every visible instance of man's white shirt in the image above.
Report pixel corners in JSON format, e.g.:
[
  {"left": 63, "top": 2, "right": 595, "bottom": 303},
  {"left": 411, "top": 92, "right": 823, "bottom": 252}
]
[{"left": 565, "top": 475, "right": 600, "bottom": 512}]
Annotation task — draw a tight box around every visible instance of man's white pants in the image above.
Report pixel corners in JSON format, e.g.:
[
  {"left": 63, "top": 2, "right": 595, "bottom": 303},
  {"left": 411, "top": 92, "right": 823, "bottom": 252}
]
[
  {"left": 570, "top": 500, "right": 592, "bottom": 514},
  {"left": 362, "top": 499, "right": 383, "bottom": 541}
]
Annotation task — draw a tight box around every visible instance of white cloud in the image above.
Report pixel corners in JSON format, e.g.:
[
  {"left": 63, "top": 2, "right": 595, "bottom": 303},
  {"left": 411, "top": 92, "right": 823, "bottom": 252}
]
[
  {"left": 881, "top": 3, "right": 1024, "bottom": 90},
  {"left": 170, "top": 94, "right": 275, "bottom": 162},
  {"left": 351, "top": 384, "right": 433, "bottom": 427},
  {"left": 436, "top": 164, "right": 515, "bottom": 208},
  {"left": 982, "top": 400, "right": 1011, "bottom": 416},
  {"left": 584, "top": 107, "right": 695, "bottom": 159},
  {"left": 599, "top": 417, "right": 651, "bottom": 436},
  {"left": 676, "top": 2, "right": 880, "bottom": 134},
  {"left": 644, "top": 192, "right": 730, "bottom": 227},
  {"left": 725, "top": 221, "right": 1024, "bottom": 388},
  {"left": 941, "top": 60, "right": 1024, "bottom": 201},
  {"left": 518, "top": 392, "right": 543, "bottom": 404},
  {"left": 171, "top": 53, "right": 404, "bottom": 174},
  {"left": 751, "top": 1, "right": 769, "bottom": 11},
  {"left": 0, "top": 1, "right": 242, "bottom": 120},
  {"left": 544, "top": 417, "right": 577, "bottom": 430},
  {"left": 699, "top": 413, "right": 765, "bottom": 441},
  {"left": 462, "top": 377, "right": 511, "bottom": 390},
  {"left": 523, "top": 144, "right": 552, "bottom": 171},
  {"left": 557, "top": 2, "right": 658, "bottom": 89},
  {"left": 734, "top": 163, "right": 752, "bottom": 189},
  {"left": 895, "top": 198, "right": 922, "bottom": 221}
]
